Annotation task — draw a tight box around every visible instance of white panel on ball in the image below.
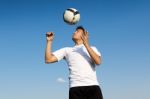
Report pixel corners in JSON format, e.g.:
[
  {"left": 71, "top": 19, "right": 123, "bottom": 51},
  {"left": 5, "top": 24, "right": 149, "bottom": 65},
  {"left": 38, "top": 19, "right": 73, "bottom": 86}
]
[{"left": 63, "top": 8, "right": 80, "bottom": 25}]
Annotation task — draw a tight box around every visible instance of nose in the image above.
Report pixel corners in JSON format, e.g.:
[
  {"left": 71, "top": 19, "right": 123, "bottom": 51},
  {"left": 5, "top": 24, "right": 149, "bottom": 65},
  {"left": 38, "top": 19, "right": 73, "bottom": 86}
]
[
  {"left": 73, "top": 32, "right": 76, "bottom": 35},
  {"left": 74, "top": 31, "right": 77, "bottom": 34},
  {"left": 73, "top": 31, "right": 77, "bottom": 37}
]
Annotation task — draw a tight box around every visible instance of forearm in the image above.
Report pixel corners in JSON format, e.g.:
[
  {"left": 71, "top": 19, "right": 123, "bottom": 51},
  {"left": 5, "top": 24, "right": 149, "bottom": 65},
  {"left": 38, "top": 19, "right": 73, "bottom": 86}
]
[
  {"left": 45, "top": 41, "right": 53, "bottom": 61},
  {"left": 84, "top": 44, "right": 101, "bottom": 65}
]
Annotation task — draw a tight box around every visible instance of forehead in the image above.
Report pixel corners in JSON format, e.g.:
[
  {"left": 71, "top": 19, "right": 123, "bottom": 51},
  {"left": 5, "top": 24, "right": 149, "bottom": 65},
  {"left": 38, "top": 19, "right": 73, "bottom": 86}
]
[{"left": 76, "top": 29, "right": 84, "bottom": 32}]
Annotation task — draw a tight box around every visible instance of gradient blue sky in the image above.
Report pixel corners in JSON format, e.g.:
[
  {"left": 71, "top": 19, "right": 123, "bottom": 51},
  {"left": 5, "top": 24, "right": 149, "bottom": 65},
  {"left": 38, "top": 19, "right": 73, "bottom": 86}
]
[{"left": 0, "top": 0, "right": 150, "bottom": 99}]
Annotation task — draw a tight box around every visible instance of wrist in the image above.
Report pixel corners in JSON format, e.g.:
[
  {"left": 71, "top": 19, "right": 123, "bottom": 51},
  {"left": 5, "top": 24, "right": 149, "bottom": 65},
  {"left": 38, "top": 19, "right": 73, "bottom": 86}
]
[
  {"left": 84, "top": 42, "right": 90, "bottom": 47},
  {"left": 47, "top": 40, "right": 52, "bottom": 43}
]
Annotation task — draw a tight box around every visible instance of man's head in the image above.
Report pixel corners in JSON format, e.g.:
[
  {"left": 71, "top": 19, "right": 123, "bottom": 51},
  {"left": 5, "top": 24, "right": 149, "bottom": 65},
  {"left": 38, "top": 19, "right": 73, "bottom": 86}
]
[{"left": 72, "top": 26, "right": 86, "bottom": 42}]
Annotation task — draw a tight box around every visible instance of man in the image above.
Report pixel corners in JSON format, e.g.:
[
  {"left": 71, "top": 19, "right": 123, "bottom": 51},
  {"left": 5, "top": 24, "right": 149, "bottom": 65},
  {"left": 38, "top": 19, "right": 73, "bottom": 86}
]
[{"left": 45, "top": 26, "right": 103, "bottom": 99}]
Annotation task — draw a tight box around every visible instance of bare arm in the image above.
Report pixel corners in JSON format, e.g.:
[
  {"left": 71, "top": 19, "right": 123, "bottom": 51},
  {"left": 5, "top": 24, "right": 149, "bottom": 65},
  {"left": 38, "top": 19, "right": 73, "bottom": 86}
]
[
  {"left": 81, "top": 32, "right": 101, "bottom": 65},
  {"left": 84, "top": 44, "right": 101, "bottom": 65},
  {"left": 45, "top": 32, "right": 58, "bottom": 63}
]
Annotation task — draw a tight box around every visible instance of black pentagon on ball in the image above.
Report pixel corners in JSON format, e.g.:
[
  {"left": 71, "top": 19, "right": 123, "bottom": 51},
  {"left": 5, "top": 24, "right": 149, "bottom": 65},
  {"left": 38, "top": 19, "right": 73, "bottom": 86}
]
[{"left": 67, "top": 8, "right": 80, "bottom": 15}]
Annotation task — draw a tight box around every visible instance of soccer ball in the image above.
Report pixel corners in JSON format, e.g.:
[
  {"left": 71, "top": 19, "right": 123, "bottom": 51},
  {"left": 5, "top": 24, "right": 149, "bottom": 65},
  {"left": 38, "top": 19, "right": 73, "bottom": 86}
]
[{"left": 63, "top": 8, "right": 80, "bottom": 25}]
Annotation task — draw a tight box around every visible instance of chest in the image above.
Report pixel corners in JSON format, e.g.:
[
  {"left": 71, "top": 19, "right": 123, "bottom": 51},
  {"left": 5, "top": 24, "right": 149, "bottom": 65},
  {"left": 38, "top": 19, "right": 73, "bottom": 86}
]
[{"left": 65, "top": 47, "right": 91, "bottom": 62}]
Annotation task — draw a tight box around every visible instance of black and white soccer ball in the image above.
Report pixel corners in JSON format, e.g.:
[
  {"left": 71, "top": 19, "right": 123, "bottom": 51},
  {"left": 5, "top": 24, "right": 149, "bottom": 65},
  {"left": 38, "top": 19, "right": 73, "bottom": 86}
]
[{"left": 63, "top": 8, "right": 80, "bottom": 25}]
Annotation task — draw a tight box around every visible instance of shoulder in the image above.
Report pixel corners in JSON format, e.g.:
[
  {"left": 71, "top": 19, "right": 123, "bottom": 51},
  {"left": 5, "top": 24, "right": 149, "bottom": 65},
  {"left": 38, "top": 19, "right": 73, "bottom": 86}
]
[
  {"left": 57, "top": 47, "right": 70, "bottom": 50},
  {"left": 58, "top": 47, "right": 73, "bottom": 53}
]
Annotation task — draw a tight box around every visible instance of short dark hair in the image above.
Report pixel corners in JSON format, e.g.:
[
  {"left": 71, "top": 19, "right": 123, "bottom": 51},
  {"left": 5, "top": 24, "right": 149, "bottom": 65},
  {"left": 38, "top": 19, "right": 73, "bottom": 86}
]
[{"left": 76, "top": 26, "right": 86, "bottom": 35}]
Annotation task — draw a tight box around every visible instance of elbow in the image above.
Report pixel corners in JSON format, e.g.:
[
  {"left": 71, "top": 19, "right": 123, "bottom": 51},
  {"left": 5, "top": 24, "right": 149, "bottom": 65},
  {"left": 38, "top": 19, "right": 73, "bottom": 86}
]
[
  {"left": 45, "top": 61, "right": 50, "bottom": 64},
  {"left": 45, "top": 56, "right": 52, "bottom": 64},
  {"left": 95, "top": 61, "right": 101, "bottom": 65},
  {"left": 95, "top": 57, "right": 102, "bottom": 65},
  {"left": 45, "top": 58, "right": 52, "bottom": 64},
  {"left": 45, "top": 60, "right": 50, "bottom": 64},
  {"left": 45, "top": 57, "right": 57, "bottom": 64}
]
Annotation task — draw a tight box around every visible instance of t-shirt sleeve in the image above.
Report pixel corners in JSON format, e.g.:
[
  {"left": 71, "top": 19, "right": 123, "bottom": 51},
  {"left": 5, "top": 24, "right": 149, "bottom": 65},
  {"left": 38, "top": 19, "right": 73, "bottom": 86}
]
[
  {"left": 52, "top": 48, "right": 66, "bottom": 61},
  {"left": 91, "top": 46, "right": 101, "bottom": 56}
]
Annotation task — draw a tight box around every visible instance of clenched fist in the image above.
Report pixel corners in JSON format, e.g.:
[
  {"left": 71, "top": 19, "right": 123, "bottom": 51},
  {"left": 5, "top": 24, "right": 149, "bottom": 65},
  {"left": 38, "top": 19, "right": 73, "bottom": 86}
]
[{"left": 46, "top": 32, "right": 54, "bottom": 41}]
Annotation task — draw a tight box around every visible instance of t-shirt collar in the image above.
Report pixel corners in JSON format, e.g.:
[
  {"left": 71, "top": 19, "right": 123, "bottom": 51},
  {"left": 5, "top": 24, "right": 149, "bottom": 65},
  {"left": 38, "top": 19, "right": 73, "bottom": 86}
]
[{"left": 74, "top": 44, "right": 84, "bottom": 48}]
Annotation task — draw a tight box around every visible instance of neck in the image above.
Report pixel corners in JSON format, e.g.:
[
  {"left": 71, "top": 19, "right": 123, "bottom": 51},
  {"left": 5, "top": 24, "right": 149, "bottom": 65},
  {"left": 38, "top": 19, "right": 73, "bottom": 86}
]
[{"left": 74, "top": 40, "right": 83, "bottom": 46}]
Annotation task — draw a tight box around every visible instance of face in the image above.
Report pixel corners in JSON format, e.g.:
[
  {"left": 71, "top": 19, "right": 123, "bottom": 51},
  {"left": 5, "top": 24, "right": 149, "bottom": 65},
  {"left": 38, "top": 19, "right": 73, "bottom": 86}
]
[{"left": 72, "top": 29, "right": 84, "bottom": 41}]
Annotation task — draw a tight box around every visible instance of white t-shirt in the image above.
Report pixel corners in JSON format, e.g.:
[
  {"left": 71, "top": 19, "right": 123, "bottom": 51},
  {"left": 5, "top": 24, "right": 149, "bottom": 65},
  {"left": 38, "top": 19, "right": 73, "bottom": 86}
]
[{"left": 53, "top": 44, "right": 101, "bottom": 88}]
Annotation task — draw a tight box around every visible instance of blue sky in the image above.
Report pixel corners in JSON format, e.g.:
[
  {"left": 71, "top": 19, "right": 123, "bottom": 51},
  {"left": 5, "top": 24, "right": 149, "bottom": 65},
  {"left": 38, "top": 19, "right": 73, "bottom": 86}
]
[{"left": 0, "top": 0, "right": 150, "bottom": 99}]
